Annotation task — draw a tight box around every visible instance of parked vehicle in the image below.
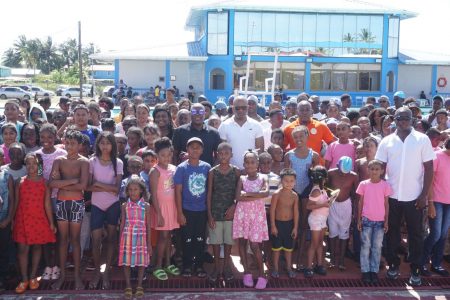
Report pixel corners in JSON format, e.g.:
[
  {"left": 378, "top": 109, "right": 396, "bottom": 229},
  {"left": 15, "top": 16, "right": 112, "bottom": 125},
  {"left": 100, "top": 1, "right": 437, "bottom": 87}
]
[
  {"left": 0, "top": 87, "right": 33, "bottom": 100},
  {"left": 63, "top": 87, "right": 88, "bottom": 98},
  {"left": 82, "top": 84, "right": 93, "bottom": 96},
  {"left": 30, "top": 86, "right": 55, "bottom": 97},
  {"left": 102, "top": 86, "right": 115, "bottom": 97},
  {"left": 56, "top": 85, "right": 70, "bottom": 96}
]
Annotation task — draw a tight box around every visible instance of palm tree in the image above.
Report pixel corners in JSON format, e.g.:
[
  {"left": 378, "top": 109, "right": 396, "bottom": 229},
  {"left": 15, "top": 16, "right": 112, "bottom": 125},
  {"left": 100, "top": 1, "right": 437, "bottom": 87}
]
[
  {"left": 38, "top": 37, "right": 63, "bottom": 74},
  {"left": 2, "top": 48, "right": 22, "bottom": 67},
  {"left": 343, "top": 32, "right": 355, "bottom": 54},
  {"left": 358, "top": 28, "right": 375, "bottom": 54},
  {"left": 58, "top": 39, "right": 78, "bottom": 68}
]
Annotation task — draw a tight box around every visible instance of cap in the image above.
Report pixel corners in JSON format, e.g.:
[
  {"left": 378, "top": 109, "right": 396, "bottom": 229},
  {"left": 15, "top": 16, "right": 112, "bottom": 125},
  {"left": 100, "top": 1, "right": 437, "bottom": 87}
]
[
  {"left": 325, "top": 117, "right": 339, "bottom": 125},
  {"left": 394, "top": 91, "right": 406, "bottom": 99},
  {"left": 407, "top": 102, "right": 419, "bottom": 110},
  {"left": 198, "top": 94, "right": 207, "bottom": 101},
  {"left": 215, "top": 100, "right": 227, "bottom": 110},
  {"left": 187, "top": 137, "right": 204, "bottom": 147},
  {"left": 433, "top": 95, "right": 444, "bottom": 102},
  {"left": 285, "top": 98, "right": 297, "bottom": 107},
  {"left": 435, "top": 108, "right": 448, "bottom": 116},
  {"left": 337, "top": 156, "right": 353, "bottom": 174},
  {"left": 247, "top": 95, "right": 258, "bottom": 103}
]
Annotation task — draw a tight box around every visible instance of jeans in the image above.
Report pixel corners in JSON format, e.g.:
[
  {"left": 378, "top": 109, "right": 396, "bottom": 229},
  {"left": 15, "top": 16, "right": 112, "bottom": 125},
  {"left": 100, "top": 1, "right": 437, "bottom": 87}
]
[
  {"left": 181, "top": 210, "right": 207, "bottom": 269},
  {"left": 421, "top": 202, "right": 450, "bottom": 268},
  {"left": 386, "top": 198, "right": 424, "bottom": 271},
  {"left": 360, "top": 217, "right": 384, "bottom": 273}
]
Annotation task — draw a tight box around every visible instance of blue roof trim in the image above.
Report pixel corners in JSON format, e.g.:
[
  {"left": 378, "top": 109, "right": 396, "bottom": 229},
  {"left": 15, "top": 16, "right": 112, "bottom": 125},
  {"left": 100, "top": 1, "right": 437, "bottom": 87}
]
[{"left": 187, "top": 41, "right": 207, "bottom": 56}]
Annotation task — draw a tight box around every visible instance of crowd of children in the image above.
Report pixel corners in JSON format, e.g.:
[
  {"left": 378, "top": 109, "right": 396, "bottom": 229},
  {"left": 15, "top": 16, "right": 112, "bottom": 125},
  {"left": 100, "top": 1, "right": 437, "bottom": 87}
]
[{"left": 0, "top": 92, "right": 448, "bottom": 298}]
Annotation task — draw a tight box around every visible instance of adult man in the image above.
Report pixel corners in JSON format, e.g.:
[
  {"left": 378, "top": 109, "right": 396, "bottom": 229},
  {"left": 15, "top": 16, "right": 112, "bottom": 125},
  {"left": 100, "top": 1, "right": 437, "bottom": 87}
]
[
  {"left": 424, "top": 95, "right": 444, "bottom": 126},
  {"left": 218, "top": 96, "right": 264, "bottom": 169},
  {"left": 375, "top": 107, "right": 435, "bottom": 286},
  {"left": 160, "top": 87, "right": 176, "bottom": 109},
  {"left": 59, "top": 97, "right": 72, "bottom": 113},
  {"left": 214, "top": 101, "right": 228, "bottom": 119},
  {"left": 340, "top": 94, "right": 352, "bottom": 115},
  {"left": 392, "top": 91, "right": 405, "bottom": 109},
  {"left": 260, "top": 109, "right": 290, "bottom": 149},
  {"left": 309, "top": 95, "right": 323, "bottom": 120},
  {"left": 247, "top": 95, "right": 264, "bottom": 122},
  {"left": 284, "top": 101, "right": 336, "bottom": 156},
  {"left": 378, "top": 95, "right": 390, "bottom": 109},
  {"left": 172, "top": 103, "right": 222, "bottom": 166}
]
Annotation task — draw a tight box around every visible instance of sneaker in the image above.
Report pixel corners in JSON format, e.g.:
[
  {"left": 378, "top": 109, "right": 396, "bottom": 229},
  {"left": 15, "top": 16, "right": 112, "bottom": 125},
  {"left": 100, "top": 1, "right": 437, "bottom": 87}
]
[
  {"left": 223, "top": 266, "right": 234, "bottom": 281},
  {"left": 431, "top": 266, "right": 450, "bottom": 277},
  {"left": 362, "top": 272, "right": 371, "bottom": 284},
  {"left": 304, "top": 268, "right": 314, "bottom": 278},
  {"left": 386, "top": 265, "right": 399, "bottom": 280},
  {"left": 314, "top": 265, "right": 327, "bottom": 276},
  {"left": 420, "top": 266, "right": 432, "bottom": 277},
  {"left": 370, "top": 272, "right": 379, "bottom": 284},
  {"left": 255, "top": 277, "right": 267, "bottom": 290},
  {"left": 409, "top": 269, "right": 422, "bottom": 287},
  {"left": 42, "top": 267, "right": 52, "bottom": 280},
  {"left": 243, "top": 273, "right": 254, "bottom": 287},
  {"left": 51, "top": 266, "right": 60, "bottom": 280},
  {"left": 208, "top": 269, "right": 219, "bottom": 282}
]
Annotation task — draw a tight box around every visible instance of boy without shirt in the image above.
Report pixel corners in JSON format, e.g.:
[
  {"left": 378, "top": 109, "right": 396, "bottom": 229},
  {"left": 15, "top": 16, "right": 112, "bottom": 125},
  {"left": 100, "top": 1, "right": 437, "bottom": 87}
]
[
  {"left": 49, "top": 130, "right": 89, "bottom": 290},
  {"left": 327, "top": 156, "right": 358, "bottom": 270},
  {"left": 270, "top": 168, "right": 299, "bottom": 278}
]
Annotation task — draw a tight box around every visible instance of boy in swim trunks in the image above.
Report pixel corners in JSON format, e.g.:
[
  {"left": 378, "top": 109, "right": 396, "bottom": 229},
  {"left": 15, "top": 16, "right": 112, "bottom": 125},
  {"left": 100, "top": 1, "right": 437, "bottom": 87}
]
[
  {"left": 327, "top": 156, "right": 358, "bottom": 270},
  {"left": 270, "top": 168, "right": 299, "bottom": 278},
  {"left": 49, "top": 130, "right": 89, "bottom": 290}
]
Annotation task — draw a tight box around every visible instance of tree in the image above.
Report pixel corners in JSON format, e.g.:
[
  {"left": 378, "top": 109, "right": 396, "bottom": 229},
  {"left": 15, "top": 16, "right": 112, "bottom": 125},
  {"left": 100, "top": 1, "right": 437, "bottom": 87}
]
[
  {"left": 343, "top": 32, "right": 356, "bottom": 54},
  {"left": 357, "top": 28, "right": 375, "bottom": 54},
  {"left": 2, "top": 48, "right": 22, "bottom": 67},
  {"left": 58, "top": 38, "right": 78, "bottom": 68},
  {"left": 38, "top": 37, "right": 63, "bottom": 74}
]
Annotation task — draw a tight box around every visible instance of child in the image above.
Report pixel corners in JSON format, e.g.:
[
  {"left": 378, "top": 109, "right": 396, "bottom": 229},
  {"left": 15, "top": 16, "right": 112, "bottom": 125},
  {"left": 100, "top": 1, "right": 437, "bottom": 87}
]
[
  {"left": 59, "top": 105, "right": 99, "bottom": 149},
  {"left": 267, "top": 144, "right": 284, "bottom": 175},
  {"left": 140, "top": 149, "right": 157, "bottom": 189},
  {"left": 88, "top": 132, "right": 124, "bottom": 290},
  {"left": 206, "top": 142, "right": 240, "bottom": 282},
  {"left": 0, "top": 142, "right": 27, "bottom": 180},
  {"left": 304, "top": 166, "right": 330, "bottom": 277},
  {"left": 327, "top": 156, "right": 358, "bottom": 270},
  {"left": 13, "top": 153, "right": 56, "bottom": 294},
  {"left": 426, "top": 128, "right": 444, "bottom": 151},
  {"left": 207, "top": 114, "right": 221, "bottom": 129},
  {"left": 137, "top": 124, "right": 160, "bottom": 155},
  {"left": 355, "top": 137, "right": 379, "bottom": 182},
  {"left": 350, "top": 125, "right": 362, "bottom": 141},
  {"left": 101, "top": 118, "right": 116, "bottom": 133},
  {"left": 233, "top": 150, "right": 269, "bottom": 289},
  {"left": 175, "top": 137, "right": 211, "bottom": 278},
  {"left": 1, "top": 122, "right": 18, "bottom": 164},
  {"left": 19, "top": 123, "right": 40, "bottom": 153},
  {"left": 270, "top": 128, "right": 284, "bottom": 150},
  {"left": 150, "top": 137, "right": 180, "bottom": 280},
  {"left": 120, "top": 156, "right": 144, "bottom": 203},
  {"left": 49, "top": 130, "right": 89, "bottom": 290},
  {"left": 119, "top": 175, "right": 152, "bottom": 299},
  {"left": 284, "top": 126, "right": 319, "bottom": 270},
  {"left": 356, "top": 159, "right": 391, "bottom": 284},
  {"left": 115, "top": 133, "right": 129, "bottom": 178},
  {"left": 126, "top": 126, "right": 144, "bottom": 156},
  {"left": 324, "top": 122, "right": 356, "bottom": 170},
  {"left": 270, "top": 168, "right": 299, "bottom": 278}
]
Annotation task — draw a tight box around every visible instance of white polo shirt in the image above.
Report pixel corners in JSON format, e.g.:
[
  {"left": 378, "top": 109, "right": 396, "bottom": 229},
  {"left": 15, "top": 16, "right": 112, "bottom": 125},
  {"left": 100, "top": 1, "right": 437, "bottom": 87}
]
[
  {"left": 218, "top": 116, "right": 264, "bottom": 169},
  {"left": 260, "top": 119, "right": 290, "bottom": 149},
  {"left": 375, "top": 129, "right": 435, "bottom": 202}
]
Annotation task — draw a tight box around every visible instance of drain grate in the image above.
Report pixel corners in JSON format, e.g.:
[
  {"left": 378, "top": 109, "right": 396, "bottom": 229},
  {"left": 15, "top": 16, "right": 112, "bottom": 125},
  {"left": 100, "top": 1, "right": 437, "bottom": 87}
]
[{"left": 12, "top": 276, "right": 449, "bottom": 294}]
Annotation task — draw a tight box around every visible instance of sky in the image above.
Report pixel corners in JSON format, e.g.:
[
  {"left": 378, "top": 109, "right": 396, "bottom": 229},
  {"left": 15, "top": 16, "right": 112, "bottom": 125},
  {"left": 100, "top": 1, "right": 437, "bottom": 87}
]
[{"left": 1, "top": 0, "right": 449, "bottom": 60}]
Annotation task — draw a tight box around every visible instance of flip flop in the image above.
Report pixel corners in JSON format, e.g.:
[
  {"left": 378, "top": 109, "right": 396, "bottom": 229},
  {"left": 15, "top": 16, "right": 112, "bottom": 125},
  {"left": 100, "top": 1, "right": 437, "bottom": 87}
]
[
  {"left": 165, "top": 264, "right": 180, "bottom": 276},
  {"left": 15, "top": 281, "right": 28, "bottom": 294},
  {"left": 135, "top": 286, "right": 144, "bottom": 298},
  {"left": 153, "top": 269, "right": 168, "bottom": 281}
]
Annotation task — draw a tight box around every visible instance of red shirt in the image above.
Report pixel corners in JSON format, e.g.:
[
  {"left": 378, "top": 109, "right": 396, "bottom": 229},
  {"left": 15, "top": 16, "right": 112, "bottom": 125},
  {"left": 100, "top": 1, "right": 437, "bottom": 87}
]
[{"left": 284, "top": 118, "right": 335, "bottom": 154}]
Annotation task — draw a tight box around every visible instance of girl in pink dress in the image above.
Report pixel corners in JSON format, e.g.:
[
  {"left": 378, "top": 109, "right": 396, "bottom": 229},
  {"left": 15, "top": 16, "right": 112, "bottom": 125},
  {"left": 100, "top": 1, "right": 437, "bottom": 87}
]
[
  {"left": 119, "top": 176, "right": 151, "bottom": 299},
  {"left": 149, "top": 137, "right": 180, "bottom": 280},
  {"left": 233, "top": 150, "right": 269, "bottom": 289}
]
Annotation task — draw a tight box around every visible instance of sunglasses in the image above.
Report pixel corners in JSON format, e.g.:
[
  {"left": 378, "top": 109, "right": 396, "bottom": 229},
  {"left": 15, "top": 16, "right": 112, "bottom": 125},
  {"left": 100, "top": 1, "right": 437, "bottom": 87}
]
[
  {"left": 191, "top": 109, "right": 205, "bottom": 115},
  {"left": 395, "top": 116, "right": 411, "bottom": 121}
]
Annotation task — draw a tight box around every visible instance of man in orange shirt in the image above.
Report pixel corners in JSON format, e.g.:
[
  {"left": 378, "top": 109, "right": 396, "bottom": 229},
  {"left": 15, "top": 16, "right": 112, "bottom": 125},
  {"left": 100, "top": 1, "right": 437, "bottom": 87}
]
[{"left": 284, "top": 100, "right": 336, "bottom": 157}]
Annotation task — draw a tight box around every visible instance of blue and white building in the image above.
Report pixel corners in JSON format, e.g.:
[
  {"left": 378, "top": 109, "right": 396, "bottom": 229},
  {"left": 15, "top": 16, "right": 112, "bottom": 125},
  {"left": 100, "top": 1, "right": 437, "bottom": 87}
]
[{"left": 92, "top": 0, "right": 450, "bottom": 106}]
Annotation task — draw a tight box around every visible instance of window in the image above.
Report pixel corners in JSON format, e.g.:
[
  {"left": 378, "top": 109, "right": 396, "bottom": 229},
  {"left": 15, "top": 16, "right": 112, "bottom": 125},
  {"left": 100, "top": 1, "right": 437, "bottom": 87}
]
[
  {"left": 208, "top": 11, "right": 228, "bottom": 55},
  {"left": 311, "top": 63, "right": 380, "bottom": 91},
  {"left": 210, "top": 68, "right": 225, "bottom": 90},
  {"left": 387, "top": 71, "right": 394, "bottom": 92},
  {"left": 388, "top": 18, "right": 399, "bottom": 58}
]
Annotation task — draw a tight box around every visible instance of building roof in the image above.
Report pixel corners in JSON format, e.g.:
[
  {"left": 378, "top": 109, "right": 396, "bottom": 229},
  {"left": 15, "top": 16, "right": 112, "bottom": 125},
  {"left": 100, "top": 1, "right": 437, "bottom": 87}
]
[
  {"left": 90, "top": 43, "right": 208, "bottom": 62},
  {"left": 186, "top": 0, "right": 417, "bottom": 28},
  {"left": 399, "top": 49, "right": 450, "bottom": 66},
  {"left": 0, "top": 65, "right": 11, "bottom": 70},
  {"left": 10, "top": 68, "right": 41, "bottom": 76},
  {"left": 91, "top": 64, "right": 114, "bottom": 72}
]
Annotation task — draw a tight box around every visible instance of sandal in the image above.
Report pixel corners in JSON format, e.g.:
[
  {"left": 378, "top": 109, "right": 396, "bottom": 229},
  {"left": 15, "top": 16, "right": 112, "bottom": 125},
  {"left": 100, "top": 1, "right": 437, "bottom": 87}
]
[
  {"left": 182, "top": 268, "right": 192, "bottom": 278},
  {"left": 304, "top": 268, "right": 314, "bottom": 278},
  {"left": 29, "top": 278, "right": 40, "bottom": 290},
  {"left": 152, "top": 269, "right": 168, "bottom": 281},
  {"left": 124, "top": 287, "right": 133, "bottom": 299},
  {"left": 271, "top": 271, "right": 280, "bottom": 278},
  {"left": 255, "top": 277, "right": 268, "bottom": 289},
  {"left": 165, "top": 264, "right": 180, "bottom": 276},
  {"left": 196, "top": 267, "right": 207, "bottom": 278},
  {"left": 135, "top": 286, "right": 144, "bottom": 298},
  {"left": 15, "top": 281, "right": 28, "bottom": 294}
]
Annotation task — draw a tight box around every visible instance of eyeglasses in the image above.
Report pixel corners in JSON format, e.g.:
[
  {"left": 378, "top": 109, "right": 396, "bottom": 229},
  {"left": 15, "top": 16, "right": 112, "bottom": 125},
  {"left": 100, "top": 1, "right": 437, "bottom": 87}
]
[
  {"left": 191, "top": 109, "right": 205, "bottom": 115},
  {"left": 31, "top": 111, "right": 42, "bottom": 116},
  {"left": 395, "top": 116, "right": 412, "bottom": 121},
  {"left": 234, "top": 106, "right": 248, "bottom": 111}
]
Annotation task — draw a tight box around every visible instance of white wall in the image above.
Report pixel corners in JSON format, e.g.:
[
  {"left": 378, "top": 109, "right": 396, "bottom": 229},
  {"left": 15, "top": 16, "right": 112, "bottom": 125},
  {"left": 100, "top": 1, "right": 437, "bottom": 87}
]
[
  {"left": 436, "top": 66, "right": 450, "bottom": 94},
  {"left": 119, "top": 60, "right": 166, "bottom": 88},
  {"left": 398, "top": 65, "right": 432, "bottom": 98},
  {"left": 169, "top": 61, "right": 205, "bottom": 97}
]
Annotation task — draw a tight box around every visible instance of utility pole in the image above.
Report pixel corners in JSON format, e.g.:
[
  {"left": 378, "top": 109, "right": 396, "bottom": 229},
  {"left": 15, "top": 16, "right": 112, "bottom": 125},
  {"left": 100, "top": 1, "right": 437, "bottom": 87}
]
[{"left": 78, "top": 21, "right": 83, "bottom": 99}]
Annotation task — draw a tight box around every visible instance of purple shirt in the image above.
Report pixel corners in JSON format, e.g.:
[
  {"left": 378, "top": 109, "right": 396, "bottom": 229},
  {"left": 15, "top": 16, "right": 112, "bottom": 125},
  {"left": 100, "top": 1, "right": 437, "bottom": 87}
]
[{"left": 89, "top": 157, "right": 123, "bottom": 211}]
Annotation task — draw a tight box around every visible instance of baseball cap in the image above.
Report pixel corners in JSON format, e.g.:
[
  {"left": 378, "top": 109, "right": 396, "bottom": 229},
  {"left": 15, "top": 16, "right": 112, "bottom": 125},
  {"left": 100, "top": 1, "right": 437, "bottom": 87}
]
[
  {"left": 436, "top": 108, "right": 448, "bottom": 116},
  {"left": 187, "top": 137, "right": 203, "bottom": 147},
  {"left": 325, "top": 117, "right": 339, "bottom": 125},
  {"left": 247, "top": 95, "right": 258, "bottom": 103},
  {"left": 198, "top": 94, "right": 208, "bottom": 102},
  {"left": 394, "top": 91, "right": 406, "bottom": 99},
  {"left": 215, "top": 100, "right": 227, "bottom": 110},
  {"left": 337, "top": 156, "right": 353, "bottom": 174}
]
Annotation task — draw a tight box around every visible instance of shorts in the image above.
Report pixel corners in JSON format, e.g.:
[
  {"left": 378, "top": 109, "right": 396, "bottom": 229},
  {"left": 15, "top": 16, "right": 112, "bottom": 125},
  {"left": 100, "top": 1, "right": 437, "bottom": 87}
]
[
  {"left": 328, "top": 198, "right": 352, "bottom": 239},
  {"left": 308, "top": 213, "right": 328, "bottom": 231},
  {"left": 55, "top": 200, "right": 85, "bottom": 223},
  {"left": 208, "top": 221, "right": 234, "bottom": 245},
  {"left": 271, "top": 220, "right": 295, "bottom": 251},
  {"left": 90, "top": 201, "right": 121, "bottom": 231}
]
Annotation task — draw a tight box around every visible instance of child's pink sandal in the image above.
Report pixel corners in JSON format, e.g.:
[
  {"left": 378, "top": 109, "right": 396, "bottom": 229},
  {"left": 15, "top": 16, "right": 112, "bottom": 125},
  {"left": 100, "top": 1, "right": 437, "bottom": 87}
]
[
  {"left": 243, "top": 273, "right": 253, "bottom": 287},
  {"left": 255, "top": 277, "right": 268, "bottom": 289}
]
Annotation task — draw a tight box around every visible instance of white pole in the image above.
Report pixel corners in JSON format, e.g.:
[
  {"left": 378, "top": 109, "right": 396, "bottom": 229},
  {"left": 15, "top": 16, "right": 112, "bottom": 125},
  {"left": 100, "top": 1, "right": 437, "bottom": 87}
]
[{"left": 244, "top": 53, "right": 251, "bottom": 96}]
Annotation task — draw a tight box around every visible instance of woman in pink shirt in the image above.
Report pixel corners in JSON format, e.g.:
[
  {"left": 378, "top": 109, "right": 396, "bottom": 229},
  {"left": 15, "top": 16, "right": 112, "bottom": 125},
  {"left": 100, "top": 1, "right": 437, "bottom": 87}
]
[{"left": 420, "top": 138, "right": 450, "bottom": 276}]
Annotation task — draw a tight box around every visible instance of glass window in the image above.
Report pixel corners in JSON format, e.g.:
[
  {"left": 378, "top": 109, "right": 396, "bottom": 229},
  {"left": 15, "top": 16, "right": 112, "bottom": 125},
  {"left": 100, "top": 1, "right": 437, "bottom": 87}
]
[
  {"left": 316, "top": 14, "right": 330, "bottom": 53},
  {"left": 388, "top": 18, "right": 399, "bottom": 58},
  {"left": 234, "top": 12, "right": 248, "bottom": 55},
  {"left": 276, "top": 13, "right": 290, "bottom": 52},
  {"left": 343, "top": 15, "right": 357, "bottom": 55},
  {"left": 370, "top": 16, "right": 383, "bottom": 54},
  {"left": 261, "top": 13, "right": 275, "bottom": 52},
  {"left": 248, "top": 12, "right": 262, "bottom": 53},
  {"left": 329, "top": 15, "right": 344, "bottom": 56},
  {"left": 356, "top": 15, "right": 371, "bottom": 54},
  {"left": 303, "top": 14, "right": 317, "bottom": 50},
  {"left": 289, "top": 13, "right": 303, "bottom": 53},
  {"left": 208, "top": 11, "right": 228, "bottom": 55},
  {"left": 210, "top": 68, "right": 226, "bottom": 90},
  {"left": 280, "top": 62, "right": 305, "bottom": 90}
]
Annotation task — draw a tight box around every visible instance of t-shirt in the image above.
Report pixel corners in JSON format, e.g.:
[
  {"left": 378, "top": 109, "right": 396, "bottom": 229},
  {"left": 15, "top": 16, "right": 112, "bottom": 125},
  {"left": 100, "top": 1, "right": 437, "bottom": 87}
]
[
  {"left": 432, "top": 150, "right": 450, "bottom": 204},
  {"left": 262, "top": 172, "right": 281, "bottom": 206},
  {"left": 89, "top": 157, "right": 124, "bottom": 211},
  {"left": 324, "top": 141, "right": 356, "bottom": 170},
  {"left": 174, "top": 160, "right": 211, "bottom": 212},
  {"left": 284, "top": 118, "right": 335, "bottom": 154},
  {"left": 35, "top": 147, "right": 68, "bottom": 198},
  {"left": 356, "top": 179, "right": 392, "bottom": 222},
  {"left": 210, "top": 165, "right": 239, "bottom": 221},
  {"left": 0, "top": 164, "right": 27, "bottom": 181},
  {"left": 140, "top": 171, "right": 150, "bottom": 193},
  {"left": 80, "top": 126, "right": 99, "bottom": 149}
]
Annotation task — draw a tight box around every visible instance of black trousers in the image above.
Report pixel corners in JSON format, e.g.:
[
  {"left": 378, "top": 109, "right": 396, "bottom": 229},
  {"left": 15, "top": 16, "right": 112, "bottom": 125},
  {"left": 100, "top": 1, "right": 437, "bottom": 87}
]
[
  {"left": 386, "top": 198, "right": 424, "bottom": 270},
  {"left": 0, "top": 224, "right": 11, "bottom": 280},
  {"left": 181, "top": 210, "right": 207, "bottom": 269}
]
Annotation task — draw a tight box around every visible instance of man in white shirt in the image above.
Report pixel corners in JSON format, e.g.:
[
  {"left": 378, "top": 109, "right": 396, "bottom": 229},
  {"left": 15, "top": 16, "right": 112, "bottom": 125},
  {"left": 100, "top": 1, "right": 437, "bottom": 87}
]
[
  {"left": 218, "top": 96, "right": 264, "bottom": 169},
  {"left": 375, "top": 107, "right": 435, "bottom": 286}
]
